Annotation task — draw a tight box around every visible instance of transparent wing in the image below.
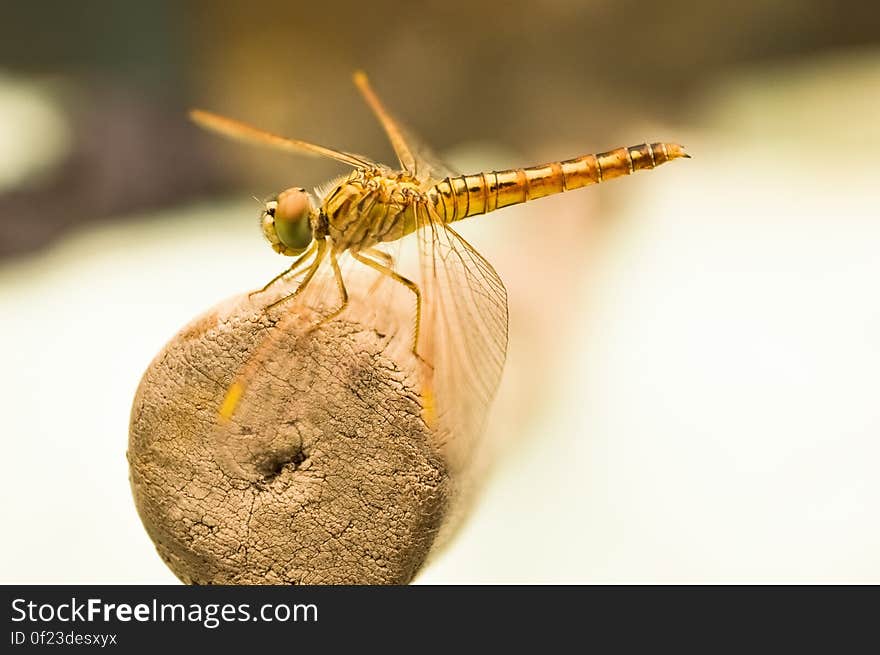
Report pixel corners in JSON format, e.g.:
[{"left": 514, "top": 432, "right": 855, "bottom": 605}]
[
  {"left": 414, "top": 202, "right": 509, "bottom": 467},
  {"left": 207, "top": 247, "right": 409, "bottom": 482},
  {"left": 402, "top": 122, "right": 461, "bottom": 183},
  {"left": 190, "top": 109, "right": 376, "bottom": 169},
  {"left": 353, "top": 71, "right": 460, "bottom": 185},
  {"left": 208, "top": 249, "right": 330, "bottom": 481}
]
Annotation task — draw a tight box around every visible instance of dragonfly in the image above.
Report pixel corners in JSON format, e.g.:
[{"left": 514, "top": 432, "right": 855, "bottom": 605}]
[{"left": 190, "top": 71, "right": 688, "bottom": 477}]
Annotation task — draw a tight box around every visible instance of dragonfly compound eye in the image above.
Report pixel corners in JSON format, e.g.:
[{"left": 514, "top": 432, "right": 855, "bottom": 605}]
[{"left": 265, "top": 187, "right": 314, "bottom": 254}]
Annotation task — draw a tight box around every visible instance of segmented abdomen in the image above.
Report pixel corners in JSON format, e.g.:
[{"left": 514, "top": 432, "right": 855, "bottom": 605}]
[{"left": 429, "top": 142, "right": 687, "bottom": 223}]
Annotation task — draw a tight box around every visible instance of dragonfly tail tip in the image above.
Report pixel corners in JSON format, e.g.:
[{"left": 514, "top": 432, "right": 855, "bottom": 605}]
[
  {"left": 665, "top": 143, "right": 691, "bottom": 160},
  {"left": 352, "top": 70, "right": 368, "bottom": 86}
]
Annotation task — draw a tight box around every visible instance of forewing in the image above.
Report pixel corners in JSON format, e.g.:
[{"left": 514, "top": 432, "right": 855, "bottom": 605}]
[
  {"left": 415, "top": 203, "right": 509, "bottom": 467},
  {"left": 190, "top": 109, "right": 376, "bottom": 169},
  {"left": 207, "top": 247, "right": 415, "bottom": 482},
  {"left": 207, "top": 252, "right": 333, "bottom": 481}
]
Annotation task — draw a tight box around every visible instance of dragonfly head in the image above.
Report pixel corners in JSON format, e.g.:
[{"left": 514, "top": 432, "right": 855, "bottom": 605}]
[{"left": 261, "top": 187, "right": 316, "bottom": 256}]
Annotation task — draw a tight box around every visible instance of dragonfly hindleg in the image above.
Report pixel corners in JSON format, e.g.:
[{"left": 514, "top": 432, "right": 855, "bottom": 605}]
[
  {"left": 362, "top": 247, "right": 395, "bottom": 295},
  {"left": 352, "top": 251, "right": 422, "bottom": 358},
  {"left": 363, "top": 247, "right": 393, "bottom": 266}
]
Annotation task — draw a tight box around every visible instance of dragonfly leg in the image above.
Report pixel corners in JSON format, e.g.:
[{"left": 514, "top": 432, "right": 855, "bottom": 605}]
[
  {"left": 363, "top": 247, "right": 393, "bottom": 266},
  {"left": 362, "top": 247, "right": 395, "bottom": 294},
  {"left": 250, "top": 240, "right": 318, "bottom": 299},
  {"left": 352, "top": 251, "right": 422, "bottom": 358},
  {"left": 309, "top": 249, "right": 350, "bottom": 330},
  {"left": 266, "top": 239, "right": 327, "bottom": 310},
  {"left": 352, "top": 71, "right": 418, "bottom": 175}
]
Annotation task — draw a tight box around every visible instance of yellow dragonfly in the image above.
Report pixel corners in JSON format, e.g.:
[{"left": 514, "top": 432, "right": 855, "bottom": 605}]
[{"left": 191, "top": 72, "right": 687, "bottom": 478}]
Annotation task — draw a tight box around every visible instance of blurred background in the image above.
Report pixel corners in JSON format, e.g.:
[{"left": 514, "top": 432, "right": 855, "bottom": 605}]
[{"left": 1, "top": 0, "right": 879, "bottom": 582}]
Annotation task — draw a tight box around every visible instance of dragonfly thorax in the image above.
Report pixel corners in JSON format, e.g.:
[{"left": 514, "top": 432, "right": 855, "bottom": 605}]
[{"left": 320, "top": 169, "right": 422, "bottom": 252}]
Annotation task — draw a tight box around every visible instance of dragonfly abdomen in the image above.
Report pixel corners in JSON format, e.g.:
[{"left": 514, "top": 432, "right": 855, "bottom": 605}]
[{"left": 430, "top": 142, "right": 687, "bottom": 223}]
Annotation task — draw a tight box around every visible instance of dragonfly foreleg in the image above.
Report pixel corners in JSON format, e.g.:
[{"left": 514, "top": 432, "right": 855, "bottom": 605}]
[
  {"left": 352, "top": 251, "right": 422, "bottom": 358},
  {"left": 251, "top": 240, "right": 319, "bottom": 299},
  {"left": 308, "top": 249, "right": 350, "bottom": 330},
  {"left": 266, "top": 238, "right": 327, "bottom": 310}
]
